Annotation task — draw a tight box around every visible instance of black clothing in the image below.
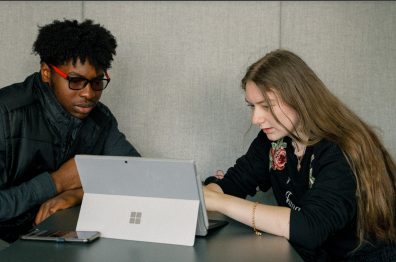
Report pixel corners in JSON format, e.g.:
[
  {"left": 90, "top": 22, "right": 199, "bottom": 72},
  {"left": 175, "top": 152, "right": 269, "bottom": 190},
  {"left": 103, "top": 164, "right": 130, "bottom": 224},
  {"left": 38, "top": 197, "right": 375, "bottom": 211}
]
[
  {"left": 215, "top": 130, "right": 395, "bottom": 261},
  {"left": 0, "top": 72, "right": 140, "bottom": 242}
]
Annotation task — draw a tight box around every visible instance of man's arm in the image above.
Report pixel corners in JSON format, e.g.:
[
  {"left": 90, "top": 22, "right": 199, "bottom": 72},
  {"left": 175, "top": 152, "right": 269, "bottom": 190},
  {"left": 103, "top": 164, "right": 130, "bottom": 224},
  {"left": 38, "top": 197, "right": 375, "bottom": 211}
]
[
  {"left": 0, "top": 112, "right": 82, "bottom": 224},
  {"left": 0, "top": 148, "right": 81, "bottom": 224},
  {"left": 49, "top": 157, "right": 82, "bottom": 194},
  {"left": 33, "top": 157, "right": 83, "bottom": 225},
  {"left": 33, "top": 115, "right": 140, "bottom": 225},
  {"left": 0, "top": 170, "right": 57, "bottom": 222},
  {"left": 0, "top": 111, "right": 59, "bottom": 222}
]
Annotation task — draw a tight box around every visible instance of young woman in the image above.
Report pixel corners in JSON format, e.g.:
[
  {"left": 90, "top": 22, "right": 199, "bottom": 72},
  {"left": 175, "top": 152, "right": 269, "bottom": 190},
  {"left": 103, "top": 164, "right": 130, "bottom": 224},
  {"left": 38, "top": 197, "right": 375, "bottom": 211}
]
[{"left": 203, "top": 49, "right": 396, "bottom": 261}]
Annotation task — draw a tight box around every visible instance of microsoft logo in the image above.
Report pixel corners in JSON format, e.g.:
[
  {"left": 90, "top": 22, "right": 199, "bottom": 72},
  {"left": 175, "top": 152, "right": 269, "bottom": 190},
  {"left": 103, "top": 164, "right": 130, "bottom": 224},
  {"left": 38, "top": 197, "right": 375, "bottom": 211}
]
[{"left": 129, "top": 212, "right": 142, "bottom": 224}]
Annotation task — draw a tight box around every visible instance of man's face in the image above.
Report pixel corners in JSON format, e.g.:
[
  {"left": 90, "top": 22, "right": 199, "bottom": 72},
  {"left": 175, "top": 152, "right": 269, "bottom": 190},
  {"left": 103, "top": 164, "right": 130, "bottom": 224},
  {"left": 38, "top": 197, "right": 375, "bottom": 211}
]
[{"left": 42, "top": 58, "right": 104, "bottom": 119}]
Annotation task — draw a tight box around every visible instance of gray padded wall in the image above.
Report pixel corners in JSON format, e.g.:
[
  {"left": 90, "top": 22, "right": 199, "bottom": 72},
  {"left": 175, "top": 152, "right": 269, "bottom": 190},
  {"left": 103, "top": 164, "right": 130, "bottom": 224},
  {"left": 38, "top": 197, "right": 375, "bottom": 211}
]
[
  {"left": 0, "top": 2, "right": 395, "bottom": 205},
  {"left": 84, "top": 1, "right": 279, "bottom": 180},
  {"left": 0, "top": 1, "right": 82, "bottom": 87},
  {"left": 281, "top": 1, "right": 396, "bottom": 158}
]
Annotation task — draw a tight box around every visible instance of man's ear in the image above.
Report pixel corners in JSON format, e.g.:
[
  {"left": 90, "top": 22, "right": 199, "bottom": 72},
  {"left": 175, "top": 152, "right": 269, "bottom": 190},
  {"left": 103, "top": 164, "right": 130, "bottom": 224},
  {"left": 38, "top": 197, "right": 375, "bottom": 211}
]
[{"left": 40, "top": 62, "right": 51, "bottom": 83}]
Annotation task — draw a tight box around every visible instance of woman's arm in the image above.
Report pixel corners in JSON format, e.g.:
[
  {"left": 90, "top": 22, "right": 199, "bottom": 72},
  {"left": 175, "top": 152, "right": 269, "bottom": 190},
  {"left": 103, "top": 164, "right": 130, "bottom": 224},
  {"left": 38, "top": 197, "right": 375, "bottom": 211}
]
[
  {"left": 205, "top": 183, "right": 224, "bottom": 193},
  {"left": 202, "top": 132, "right": 290, "bottom": 238},
  {"left": 203, "top": 185, "right": 291, "bottom": 239}
]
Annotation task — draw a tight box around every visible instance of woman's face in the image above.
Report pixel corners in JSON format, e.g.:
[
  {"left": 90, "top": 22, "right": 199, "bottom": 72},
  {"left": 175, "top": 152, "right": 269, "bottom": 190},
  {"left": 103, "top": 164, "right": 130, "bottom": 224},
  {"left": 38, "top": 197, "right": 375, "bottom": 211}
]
[{"left": 245, "top": 81, "right": 300, "bottom": 141}]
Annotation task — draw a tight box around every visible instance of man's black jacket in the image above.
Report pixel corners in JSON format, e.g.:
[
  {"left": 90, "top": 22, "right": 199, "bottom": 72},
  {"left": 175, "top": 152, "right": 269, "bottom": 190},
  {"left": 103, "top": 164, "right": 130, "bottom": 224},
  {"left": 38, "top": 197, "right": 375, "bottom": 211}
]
[{"left": 0, "top": 72, "right": 140, "bottom": 242}]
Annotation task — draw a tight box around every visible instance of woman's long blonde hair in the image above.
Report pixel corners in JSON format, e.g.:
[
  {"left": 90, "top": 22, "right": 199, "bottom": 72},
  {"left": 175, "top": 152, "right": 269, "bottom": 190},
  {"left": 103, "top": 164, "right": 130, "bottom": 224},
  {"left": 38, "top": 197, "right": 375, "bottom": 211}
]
[{"left": 242, "top": 49, "right": 396, "bottom": 250}]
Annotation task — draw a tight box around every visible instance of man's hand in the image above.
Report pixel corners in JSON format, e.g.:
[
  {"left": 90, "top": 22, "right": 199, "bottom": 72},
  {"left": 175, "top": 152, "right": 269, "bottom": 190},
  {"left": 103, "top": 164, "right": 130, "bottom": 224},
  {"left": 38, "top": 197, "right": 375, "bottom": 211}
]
[
  {"left": 50, "top": 157, "right": 82, "bottom": 194},
  {"left": 33, "top": 188, "right": 84, "bottom": 227}
]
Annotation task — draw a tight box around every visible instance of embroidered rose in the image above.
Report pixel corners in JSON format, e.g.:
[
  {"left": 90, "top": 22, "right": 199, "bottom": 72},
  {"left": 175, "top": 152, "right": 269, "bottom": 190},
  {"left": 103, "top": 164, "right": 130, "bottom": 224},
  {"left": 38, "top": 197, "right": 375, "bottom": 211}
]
[{"left": 269, "top": 138, "right": 287, "bottom": 171}]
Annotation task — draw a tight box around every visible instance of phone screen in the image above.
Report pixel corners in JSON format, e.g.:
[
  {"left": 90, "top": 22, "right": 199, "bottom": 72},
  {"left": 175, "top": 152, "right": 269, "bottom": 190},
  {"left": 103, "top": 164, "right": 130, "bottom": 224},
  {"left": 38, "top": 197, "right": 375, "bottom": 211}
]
[{"left": 20, "top": 229, "right": 100, "bottom": 243}]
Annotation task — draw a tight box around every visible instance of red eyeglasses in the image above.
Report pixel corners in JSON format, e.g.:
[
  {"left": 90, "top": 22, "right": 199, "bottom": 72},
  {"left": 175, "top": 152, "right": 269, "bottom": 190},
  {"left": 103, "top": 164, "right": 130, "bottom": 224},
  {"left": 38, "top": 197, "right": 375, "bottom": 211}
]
[{"left": 50, "top": 64, "right": 111, "bottom": 91}]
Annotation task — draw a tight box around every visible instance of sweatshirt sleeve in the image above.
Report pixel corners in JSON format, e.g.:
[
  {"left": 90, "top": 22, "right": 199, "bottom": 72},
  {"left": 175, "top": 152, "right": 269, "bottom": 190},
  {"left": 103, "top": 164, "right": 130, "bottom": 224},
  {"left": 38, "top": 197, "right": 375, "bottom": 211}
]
[
  {"left": 215, "top": 131, "right": 271, "bottom": 198},
  {"left": 289, "top": 143, "right": 357, "bottom": 250},
  {"left": 0, "top": 113, "right": 57, "bottom": 222},
  {"left": 101, "top": 115, "right": 141, "bottom": 157}
]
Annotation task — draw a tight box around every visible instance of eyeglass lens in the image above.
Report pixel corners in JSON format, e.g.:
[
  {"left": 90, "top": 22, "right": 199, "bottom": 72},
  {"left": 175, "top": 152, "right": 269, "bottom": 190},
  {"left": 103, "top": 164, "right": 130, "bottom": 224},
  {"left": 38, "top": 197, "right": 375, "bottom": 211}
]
[{"left": 69, "top": 78, "right": 109, "bottom": 91}]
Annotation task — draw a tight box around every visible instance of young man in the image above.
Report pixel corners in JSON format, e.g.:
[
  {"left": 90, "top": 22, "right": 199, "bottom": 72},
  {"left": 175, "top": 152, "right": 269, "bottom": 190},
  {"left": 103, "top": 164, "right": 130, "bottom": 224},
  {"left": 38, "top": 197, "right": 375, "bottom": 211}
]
[{"left": 0, "top": 19, "right": 140, "bottom": 243}]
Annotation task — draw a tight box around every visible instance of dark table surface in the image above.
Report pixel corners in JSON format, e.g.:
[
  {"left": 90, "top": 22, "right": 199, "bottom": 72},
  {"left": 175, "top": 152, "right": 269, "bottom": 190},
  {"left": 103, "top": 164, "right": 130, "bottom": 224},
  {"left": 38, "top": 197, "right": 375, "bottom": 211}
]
[{"left": 1, "top": 205, "right": 303, "bottom": 262}]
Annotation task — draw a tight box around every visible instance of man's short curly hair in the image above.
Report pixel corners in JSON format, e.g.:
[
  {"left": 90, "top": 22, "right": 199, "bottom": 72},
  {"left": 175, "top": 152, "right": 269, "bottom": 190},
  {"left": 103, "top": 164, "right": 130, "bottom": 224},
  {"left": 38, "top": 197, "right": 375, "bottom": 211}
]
[{"left": 32, "top": 19, "right": 117, "bottom": 72}]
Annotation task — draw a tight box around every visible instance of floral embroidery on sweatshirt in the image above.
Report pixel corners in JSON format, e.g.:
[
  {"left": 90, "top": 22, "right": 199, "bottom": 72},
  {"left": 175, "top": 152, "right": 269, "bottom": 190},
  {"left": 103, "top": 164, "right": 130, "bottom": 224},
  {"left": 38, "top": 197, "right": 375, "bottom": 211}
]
[
  {"left": 309, "top": 154, "right": 315, "bottom": 189},
  {"left": 269, "top": 138, "right": 287, "bottom": 171}
]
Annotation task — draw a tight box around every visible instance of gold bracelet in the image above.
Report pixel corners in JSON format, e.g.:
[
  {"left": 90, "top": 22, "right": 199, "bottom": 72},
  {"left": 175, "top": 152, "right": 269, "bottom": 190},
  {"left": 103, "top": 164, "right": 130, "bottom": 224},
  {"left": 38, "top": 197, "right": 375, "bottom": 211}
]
[{"left": 252, "top": 202, "right": 261, "bottom": 236}]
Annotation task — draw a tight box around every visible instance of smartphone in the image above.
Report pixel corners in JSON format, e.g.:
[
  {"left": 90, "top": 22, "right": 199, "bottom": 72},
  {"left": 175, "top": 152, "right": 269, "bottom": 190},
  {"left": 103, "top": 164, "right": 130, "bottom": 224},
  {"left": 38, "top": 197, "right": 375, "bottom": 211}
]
[{"left": 19, "top": 229, "right": 100, "bottom": 243}]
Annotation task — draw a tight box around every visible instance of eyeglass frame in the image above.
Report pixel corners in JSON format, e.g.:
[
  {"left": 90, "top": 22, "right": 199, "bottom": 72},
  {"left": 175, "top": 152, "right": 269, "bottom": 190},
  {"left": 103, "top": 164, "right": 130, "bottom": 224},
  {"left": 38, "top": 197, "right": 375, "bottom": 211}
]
[{"left": 49, "top": 64, "right": 111, "bottom": 91}]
